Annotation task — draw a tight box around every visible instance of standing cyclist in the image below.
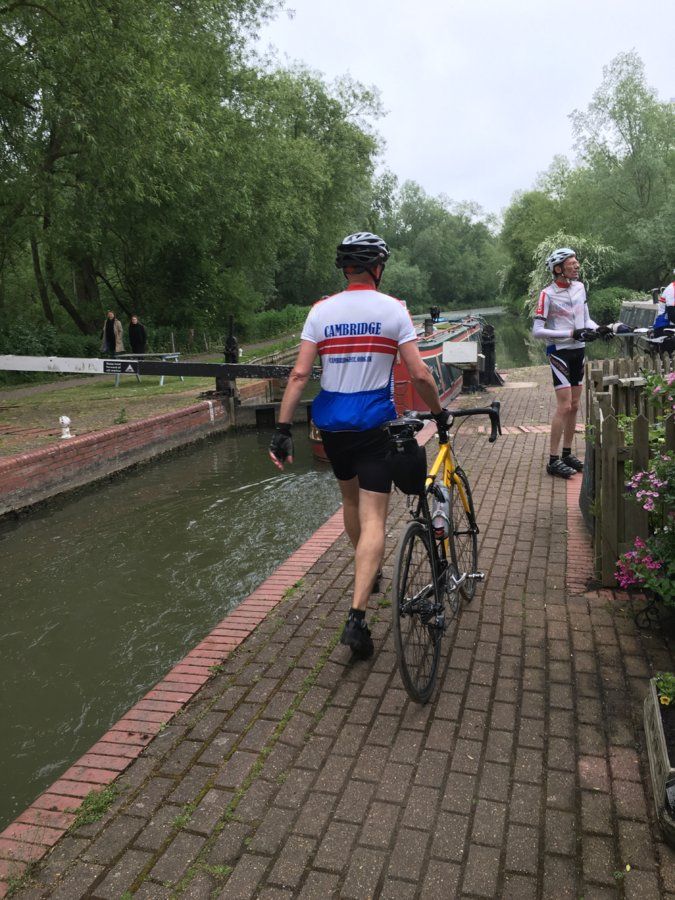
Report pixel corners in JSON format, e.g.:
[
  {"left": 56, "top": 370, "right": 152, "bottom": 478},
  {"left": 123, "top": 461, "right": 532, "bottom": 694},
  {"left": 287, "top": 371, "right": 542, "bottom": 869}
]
[
  {"left": 653, "top": 269, "right": 675, "bottom": 340},
  {"left": 532, "top": 247, "right": 609, "bottom": 479},
  {"left": 269, "top": 232, "right": 449, "bottom": 660}
]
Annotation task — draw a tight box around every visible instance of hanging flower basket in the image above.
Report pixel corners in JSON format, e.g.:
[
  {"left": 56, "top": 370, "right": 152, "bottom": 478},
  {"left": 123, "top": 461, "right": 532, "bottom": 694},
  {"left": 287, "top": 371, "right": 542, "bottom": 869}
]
[{"left": 644, "top": 678, "right": 675, "bottom": 847}]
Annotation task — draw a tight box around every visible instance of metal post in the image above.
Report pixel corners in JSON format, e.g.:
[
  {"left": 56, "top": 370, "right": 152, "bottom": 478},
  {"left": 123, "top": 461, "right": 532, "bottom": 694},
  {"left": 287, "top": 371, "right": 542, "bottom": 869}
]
[
  {"left": 216, "top": 315, "right": 240, "bottom": 416},
  {"left": 479, "top": 323, "right": 503, "bottom": 386}
]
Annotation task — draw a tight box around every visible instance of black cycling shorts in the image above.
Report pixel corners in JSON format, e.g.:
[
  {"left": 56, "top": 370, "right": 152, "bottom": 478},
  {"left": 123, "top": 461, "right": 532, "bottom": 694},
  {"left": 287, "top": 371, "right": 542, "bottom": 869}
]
[
  {"left": 549, "top": 348, "right": 585, "bottom": 390},
  {"left": 320, "top": 428, "right": 392, "bottom": 494}
]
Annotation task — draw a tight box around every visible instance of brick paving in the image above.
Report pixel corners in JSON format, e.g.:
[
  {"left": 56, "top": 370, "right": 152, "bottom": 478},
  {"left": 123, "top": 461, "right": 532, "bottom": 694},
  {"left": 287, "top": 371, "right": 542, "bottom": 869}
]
[{"left": 4, "top": 367, "right": 675, "bottom": 898}]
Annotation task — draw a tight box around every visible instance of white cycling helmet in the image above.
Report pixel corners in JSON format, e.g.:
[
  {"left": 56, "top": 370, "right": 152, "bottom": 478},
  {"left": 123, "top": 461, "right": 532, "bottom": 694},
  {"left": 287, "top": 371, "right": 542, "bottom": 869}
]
[
  {"left": 335, "top": 232, "right": 390, "bottom": 269},
  {"left": 546, "top": 247, "right": 576, "bottom": 274}
]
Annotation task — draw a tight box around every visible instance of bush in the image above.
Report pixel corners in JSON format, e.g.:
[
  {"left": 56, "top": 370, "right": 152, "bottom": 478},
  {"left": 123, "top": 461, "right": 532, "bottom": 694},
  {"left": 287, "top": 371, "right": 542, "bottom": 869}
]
[
  {"left": 238, "top": 306, "right": 310, "bottom": 342},
  {"left": 53, "top": 333, "right": 100, "bottom": 358},
  {"left": 0, "top": 324, "right": 101, "bottom": 385},
  {"left": 589, "top": 286, "right": 644, "bottom": 325}
]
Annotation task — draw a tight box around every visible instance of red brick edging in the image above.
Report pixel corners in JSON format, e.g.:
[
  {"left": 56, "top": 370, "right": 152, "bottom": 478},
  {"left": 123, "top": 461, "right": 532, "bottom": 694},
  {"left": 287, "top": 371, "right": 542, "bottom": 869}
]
[{"left": 565, "top": 476, "right": 595, "bottom": 593}]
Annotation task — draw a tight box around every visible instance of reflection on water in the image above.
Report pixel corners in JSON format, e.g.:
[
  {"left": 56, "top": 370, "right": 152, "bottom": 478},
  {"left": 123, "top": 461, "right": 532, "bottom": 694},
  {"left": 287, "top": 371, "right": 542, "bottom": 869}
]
[{"left": 0, "top": 430, "right": 339, "bottom": 828}]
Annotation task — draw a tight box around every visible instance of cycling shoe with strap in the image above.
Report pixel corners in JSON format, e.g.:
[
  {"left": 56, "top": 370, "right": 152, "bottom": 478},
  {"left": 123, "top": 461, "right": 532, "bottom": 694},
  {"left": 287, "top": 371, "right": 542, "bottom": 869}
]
[
  {"left": 561, "top": 453, "right": 583, "bottom": 472},
  {"left": 340, "top": 616, "right": 374, "bottom": 660},
  {"left": 546, "top": 458, "right": 576, "bottom": 479}
]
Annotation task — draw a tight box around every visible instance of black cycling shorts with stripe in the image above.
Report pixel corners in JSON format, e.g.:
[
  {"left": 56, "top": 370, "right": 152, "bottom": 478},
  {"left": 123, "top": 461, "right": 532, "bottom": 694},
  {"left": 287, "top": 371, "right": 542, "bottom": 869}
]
[{"left": 549, "top": 348, "right": 585, "bottom": 390}]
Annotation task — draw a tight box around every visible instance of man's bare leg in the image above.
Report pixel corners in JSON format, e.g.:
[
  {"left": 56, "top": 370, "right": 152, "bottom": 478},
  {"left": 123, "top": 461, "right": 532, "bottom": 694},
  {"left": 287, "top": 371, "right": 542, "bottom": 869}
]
[
  {"left": 351, "top": 489, "right": 390, "bottom": 611},
  {"left": 550, "top": 386, "right": 572, "bottom": 456},
  {"left": 338, "top": 476, "right": 361, "bottom": 550},
  {"left": 563, "top": 385, "right": 582, "bottom": 448},
  {"left": 337, "top": 479, "right": 388, "bottom": 611}
]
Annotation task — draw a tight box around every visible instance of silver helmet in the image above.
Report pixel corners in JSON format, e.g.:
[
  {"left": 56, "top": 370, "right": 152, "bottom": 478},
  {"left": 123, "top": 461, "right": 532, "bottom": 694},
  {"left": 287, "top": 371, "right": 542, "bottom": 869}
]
[
  {"left": 546, "top": 247, "right": 576, "bottom": 274},
  {"left": 335, "top": 232, "right": 390, "bottom": 269}
]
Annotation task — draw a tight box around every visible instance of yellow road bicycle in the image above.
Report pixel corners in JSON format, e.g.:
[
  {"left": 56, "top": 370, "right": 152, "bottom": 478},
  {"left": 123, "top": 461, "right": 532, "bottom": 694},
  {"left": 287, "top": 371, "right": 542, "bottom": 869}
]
[{"left": 382, "top": 401, "right": 502, "bottom": 703}]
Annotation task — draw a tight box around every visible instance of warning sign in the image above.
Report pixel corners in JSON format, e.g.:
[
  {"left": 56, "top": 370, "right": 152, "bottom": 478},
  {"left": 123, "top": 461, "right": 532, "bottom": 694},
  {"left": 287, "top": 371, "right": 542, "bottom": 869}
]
[{"left": 103, "top": 360, "right": 139, "bottom": 374}]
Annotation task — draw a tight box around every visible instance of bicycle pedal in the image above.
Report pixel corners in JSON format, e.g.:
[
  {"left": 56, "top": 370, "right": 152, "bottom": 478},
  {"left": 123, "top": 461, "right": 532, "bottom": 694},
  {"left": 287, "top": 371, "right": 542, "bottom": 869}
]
[{"left": 467, "top": 572, "right": 485, "bottom": 581}]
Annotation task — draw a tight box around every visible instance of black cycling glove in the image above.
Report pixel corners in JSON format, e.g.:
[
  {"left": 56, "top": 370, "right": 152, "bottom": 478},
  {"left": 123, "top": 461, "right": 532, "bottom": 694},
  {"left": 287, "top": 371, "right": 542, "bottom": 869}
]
[
  {"left": 572, "top": 328, "right": 599, "bottom": 342},
  {"left": 269, "top": 423, "right": 294, "bottom": 464},
  {"left": 432, "top": 409, "right": 451, "bottom": 443}
]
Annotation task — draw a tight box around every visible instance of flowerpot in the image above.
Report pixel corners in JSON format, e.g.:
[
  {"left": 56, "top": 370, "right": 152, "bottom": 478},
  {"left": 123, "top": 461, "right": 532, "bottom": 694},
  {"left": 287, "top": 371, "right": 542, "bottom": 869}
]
[{"left": 644, "top": 678, "right": 675, "bottom": 847}]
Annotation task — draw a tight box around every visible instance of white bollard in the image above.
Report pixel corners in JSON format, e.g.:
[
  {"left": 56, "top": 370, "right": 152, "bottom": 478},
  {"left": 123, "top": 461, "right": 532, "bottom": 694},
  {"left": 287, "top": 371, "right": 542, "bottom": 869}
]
[{"left": 59, "top": 415, "right": 72, "bottom": 439}]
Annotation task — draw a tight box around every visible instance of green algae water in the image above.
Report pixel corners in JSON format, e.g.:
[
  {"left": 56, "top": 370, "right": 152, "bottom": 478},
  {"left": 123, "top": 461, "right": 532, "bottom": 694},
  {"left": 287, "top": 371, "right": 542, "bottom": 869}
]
[{"left": 0, "top": 429, "right": 340, "bottom": 829}]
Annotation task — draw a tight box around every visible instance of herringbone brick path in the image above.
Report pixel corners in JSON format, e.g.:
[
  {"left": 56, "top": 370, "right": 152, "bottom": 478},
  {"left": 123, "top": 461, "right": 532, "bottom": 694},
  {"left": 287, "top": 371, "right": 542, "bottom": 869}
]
[{"left": 6, "top": 372, "right": 675, "bottom": 898}]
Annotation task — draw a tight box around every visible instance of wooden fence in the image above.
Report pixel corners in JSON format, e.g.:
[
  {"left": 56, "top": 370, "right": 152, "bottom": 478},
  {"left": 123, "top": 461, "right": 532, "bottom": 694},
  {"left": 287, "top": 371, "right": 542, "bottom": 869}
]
[{"left": 583, "top": 354, "right": 675, "bottom": 586}]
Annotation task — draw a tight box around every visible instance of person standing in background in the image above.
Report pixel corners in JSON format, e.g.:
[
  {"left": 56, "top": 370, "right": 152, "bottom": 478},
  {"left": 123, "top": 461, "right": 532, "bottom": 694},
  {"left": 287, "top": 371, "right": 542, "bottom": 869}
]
[
  {"left": 532, "top": 248, "right": 610, "bottom": 478},
  {"left": 128, "top": 315, "right": 147, "bottom": 355},
  {"left": 101, "top": 310, "right": 124, "bottom": 357}
]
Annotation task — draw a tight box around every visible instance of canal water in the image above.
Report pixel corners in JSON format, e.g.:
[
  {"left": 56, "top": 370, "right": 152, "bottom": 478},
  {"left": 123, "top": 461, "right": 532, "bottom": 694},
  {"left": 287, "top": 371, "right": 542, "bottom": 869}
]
[{"left": 0, "top": 430, "right": 340, "bottom": 828}]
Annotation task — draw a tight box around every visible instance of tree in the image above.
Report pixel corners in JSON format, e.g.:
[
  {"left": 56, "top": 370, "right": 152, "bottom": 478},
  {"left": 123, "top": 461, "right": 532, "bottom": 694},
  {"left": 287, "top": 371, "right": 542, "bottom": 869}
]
[
  {"left": 499, "top": 190, "right": 561, "bottom": 299},
  {"left": 567, "top": 51, "right": 675, "bottom": 286},
  {"left": 380, "top": 253, "right": 430, "bottom": 311},
  {"left": 1, "top": 0, "right": 282, "bottom": 332}
]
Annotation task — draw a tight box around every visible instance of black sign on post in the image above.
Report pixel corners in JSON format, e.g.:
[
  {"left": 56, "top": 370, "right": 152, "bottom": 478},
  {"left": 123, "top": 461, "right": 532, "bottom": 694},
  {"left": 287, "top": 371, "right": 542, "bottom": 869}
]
[{"left": 103, "top": 360, "right": 139, "bottom": 374}]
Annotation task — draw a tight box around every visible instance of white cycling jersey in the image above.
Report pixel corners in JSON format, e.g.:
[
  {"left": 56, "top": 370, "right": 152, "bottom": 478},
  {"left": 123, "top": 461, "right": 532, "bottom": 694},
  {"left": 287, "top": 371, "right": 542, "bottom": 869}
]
[
  {"left": 654, "top": 282, "right": 675, "bottom": 330},
  {"left": 301, "top": 284, "right": 417, "bottom": 431},
  {"left": 532, "top": 280, "right": 597, "bottom": 353}
]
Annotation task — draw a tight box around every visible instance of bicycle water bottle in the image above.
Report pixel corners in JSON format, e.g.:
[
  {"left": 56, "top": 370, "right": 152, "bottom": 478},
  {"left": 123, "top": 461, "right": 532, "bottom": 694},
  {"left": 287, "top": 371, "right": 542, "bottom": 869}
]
[{"left": 431, "top": 485, "right": 451, "bottom": 539}]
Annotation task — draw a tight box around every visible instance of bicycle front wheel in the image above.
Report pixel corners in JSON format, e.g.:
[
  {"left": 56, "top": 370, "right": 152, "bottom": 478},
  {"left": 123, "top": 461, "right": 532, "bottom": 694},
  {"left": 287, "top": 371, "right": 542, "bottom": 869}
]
[
  {"left": 392, "top": 520, "right": 442, "bottom": 704},
  {"left": 449, "top": 467, "right": 479, "bottom": 601}
]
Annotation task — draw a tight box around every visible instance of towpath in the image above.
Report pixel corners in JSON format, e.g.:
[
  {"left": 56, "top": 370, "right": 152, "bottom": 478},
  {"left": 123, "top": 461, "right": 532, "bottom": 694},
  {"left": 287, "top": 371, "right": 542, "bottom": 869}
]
[{"left": 3, "top": 368, "right": 675, "bottom": 898}]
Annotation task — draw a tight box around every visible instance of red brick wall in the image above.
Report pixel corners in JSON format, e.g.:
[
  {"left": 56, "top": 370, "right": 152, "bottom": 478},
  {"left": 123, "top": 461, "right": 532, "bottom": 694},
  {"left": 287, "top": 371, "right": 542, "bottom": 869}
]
[{"left": 0, "top": 400, "right": 229, "bottom": 516}]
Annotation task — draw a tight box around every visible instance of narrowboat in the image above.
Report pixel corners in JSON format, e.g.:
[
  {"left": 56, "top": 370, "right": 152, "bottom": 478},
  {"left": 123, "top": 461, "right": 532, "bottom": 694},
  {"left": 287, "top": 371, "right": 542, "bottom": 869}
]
[{"left": 309, "top": 316, "right": 483, "bottom": 461}]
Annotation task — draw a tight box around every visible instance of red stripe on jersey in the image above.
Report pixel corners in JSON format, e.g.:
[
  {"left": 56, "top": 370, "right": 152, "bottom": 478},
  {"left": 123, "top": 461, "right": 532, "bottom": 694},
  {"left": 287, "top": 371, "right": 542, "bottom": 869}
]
[
  {"left": 317, "top": 335, "right": 397, "bottom": 352},
  {"left": 318, "top": 339, "right": 397, "bottom": 356},
  {"left": 535, "top": 291, "right": 546, "bottom": 317}
]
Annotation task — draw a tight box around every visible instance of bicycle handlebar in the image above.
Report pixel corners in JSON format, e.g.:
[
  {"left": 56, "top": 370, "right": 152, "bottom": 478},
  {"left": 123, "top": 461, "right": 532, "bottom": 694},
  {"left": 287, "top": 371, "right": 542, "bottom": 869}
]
[{"left": 408, "top": 400, "right": 502, "bottom": 443}]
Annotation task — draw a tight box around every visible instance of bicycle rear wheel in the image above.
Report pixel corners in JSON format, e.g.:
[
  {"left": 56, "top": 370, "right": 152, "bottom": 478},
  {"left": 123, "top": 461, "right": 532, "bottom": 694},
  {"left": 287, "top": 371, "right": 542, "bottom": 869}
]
[
  {"left": 449, "top": 467, "right": 479, "bottom": 601},
  {"left": 392, "top": 520, "right": 443, "bottom": 703}
]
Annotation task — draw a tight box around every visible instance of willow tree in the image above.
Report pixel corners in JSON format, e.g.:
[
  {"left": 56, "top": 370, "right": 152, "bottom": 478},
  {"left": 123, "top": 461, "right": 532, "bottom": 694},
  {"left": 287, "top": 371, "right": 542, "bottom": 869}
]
[{"left": 0, "top": 0, "right": 279, "bottom": 333}]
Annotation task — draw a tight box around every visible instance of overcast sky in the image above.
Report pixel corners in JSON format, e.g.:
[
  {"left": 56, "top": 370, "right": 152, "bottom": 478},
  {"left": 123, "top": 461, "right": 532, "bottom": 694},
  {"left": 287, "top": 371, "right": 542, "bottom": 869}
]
[{"left": 256, "top": 0, "right": 674, "bottom": 218}]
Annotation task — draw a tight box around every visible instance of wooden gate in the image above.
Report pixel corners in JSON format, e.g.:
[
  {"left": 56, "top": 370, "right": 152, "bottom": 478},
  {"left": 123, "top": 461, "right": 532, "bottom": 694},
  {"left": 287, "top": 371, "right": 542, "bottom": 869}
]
[{"left": 583, "top": 354, "right": 675, "bottom": 586}]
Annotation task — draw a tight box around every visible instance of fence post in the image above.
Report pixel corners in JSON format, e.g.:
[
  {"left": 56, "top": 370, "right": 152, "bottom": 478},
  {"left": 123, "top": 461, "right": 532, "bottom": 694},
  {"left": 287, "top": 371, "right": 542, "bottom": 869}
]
[
  {"left": 626, "top": 414, "right": 650, "bottom": 547},
  {"left": 592, "top": 399, "right": 603, "bottom": 580},
  {"left": 666, "top": 414, "right": 675, "bottom": 452},
  {"left": 600, "top": 414, "right": 619, "bottom": 586}
]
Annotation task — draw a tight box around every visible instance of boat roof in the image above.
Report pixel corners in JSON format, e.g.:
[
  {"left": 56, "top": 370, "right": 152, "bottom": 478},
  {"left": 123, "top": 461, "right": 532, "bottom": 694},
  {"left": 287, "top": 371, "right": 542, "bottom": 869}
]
[{"left": 416, "top": 317, "right": 481, "bottom": 348}]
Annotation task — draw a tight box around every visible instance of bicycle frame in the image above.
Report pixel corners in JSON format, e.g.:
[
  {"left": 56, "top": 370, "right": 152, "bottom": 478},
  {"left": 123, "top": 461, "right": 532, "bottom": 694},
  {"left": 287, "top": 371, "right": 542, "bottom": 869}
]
[{"left": 387, "top": 402, "right": 500, "bottom": 702}]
